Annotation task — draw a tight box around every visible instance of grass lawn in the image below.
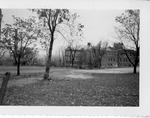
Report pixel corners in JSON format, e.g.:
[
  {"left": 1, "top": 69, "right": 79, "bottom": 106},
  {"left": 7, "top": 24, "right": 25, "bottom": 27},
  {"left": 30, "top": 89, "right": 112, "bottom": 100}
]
[
  {"left": 0, "top": 66, "right": 45, "bottom": 74},
  {"left": 3, "top": 73, "right": 139, "bottom": 106}
]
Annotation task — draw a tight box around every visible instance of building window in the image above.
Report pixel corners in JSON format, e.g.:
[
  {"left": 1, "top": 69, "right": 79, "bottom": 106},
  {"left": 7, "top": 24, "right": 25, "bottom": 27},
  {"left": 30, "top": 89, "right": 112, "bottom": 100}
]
[
  {"left": 123, "top": 59, "right": 125, "bottom": 62},
  {"left": 119, "top": 58, "right": 122, "bottom": 62},
  {"left": 124, "top": 58, "right": 127, "bottom": 62},
  {"left": 108, "top": 63, "right": 112, "bottom": 66}
]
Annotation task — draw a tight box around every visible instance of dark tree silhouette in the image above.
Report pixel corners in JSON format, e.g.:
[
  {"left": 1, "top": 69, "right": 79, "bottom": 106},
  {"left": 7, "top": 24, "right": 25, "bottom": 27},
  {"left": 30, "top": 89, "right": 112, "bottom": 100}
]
[
  {"left": 1, "top": 16, "right": 39, "bottom": 75},
  {"left": 92, "top": 41, "right": 108, "bottom": 68},
  {"left": 67, "top": 44, "right": 80, "bottom": 67},
  {"left": 34, "top": 9, "right": 83, "bottom": 80},
  {"left": 33, "top": 9, "right": 71, "bottom": 80},
  {"left": 115, "top": 10, "right": 140, "bottom": 73}
]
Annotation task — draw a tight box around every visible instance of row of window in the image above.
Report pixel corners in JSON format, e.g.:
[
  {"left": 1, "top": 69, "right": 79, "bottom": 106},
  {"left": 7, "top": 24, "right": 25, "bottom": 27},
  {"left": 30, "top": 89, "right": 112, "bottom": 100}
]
[
  {"left": 66, "top": 58, "right": 80, "bottom": 62},
  {"left": 108, "top": 58, "right": 115, "bottom": 61},
  {"left": 107, "top": 51, "right": 133, "bottom": 57},
  {"left": 119, "top": 64, "right": 131, "bottom": 67},
  {"left": 107, "top": 63, "right": 131, "bottom": 67},
  {"left": 108, "top": 63, "right": 113, "bottom": 66},
  {"left": 108, "top": 58, "right": 128, "bottom": 62},
  {"left": 119, "top": 58, "right": 128, "bottom": 62}
]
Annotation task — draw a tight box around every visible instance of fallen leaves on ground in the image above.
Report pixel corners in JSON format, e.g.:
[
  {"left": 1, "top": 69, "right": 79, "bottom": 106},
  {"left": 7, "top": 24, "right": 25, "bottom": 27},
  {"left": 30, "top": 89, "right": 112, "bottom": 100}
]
[{"left": 3, "top": 73, "right": 139, "bottom": 106}]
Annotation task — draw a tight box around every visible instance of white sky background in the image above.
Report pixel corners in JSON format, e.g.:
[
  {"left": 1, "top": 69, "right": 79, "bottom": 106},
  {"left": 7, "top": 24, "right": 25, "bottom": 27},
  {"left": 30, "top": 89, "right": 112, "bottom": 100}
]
[{"left": 2, "top": 9, "right": 124, "bottom": 56}]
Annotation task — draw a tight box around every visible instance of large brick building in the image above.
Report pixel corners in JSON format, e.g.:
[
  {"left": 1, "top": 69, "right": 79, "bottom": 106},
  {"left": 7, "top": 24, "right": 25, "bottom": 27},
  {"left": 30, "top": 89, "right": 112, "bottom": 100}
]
[
  {"left": 65, "top": 43, "right": 135, "bottom": 68},
  {"left": 101, "top": 48, "right": 133, "bottom": 68},
  {"left": 65, "top": 48, "right": 87, "bottom": 68}
]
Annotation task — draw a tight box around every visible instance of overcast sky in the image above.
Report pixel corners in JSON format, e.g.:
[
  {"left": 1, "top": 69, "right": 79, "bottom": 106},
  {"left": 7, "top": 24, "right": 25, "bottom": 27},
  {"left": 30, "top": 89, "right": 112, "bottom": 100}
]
[{"left": 2, "top": 9, "right": 125, "bottom": 56}]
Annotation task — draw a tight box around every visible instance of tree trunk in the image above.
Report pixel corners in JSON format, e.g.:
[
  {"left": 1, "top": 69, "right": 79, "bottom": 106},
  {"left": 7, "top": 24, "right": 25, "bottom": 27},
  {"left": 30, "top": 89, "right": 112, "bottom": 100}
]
[
  {"left": 133, "top": 49, "right": 139, "bottom": 74},
  {"left": 43, "top": 34, "right": 54, "bottom": 80},
  {"left": 133, "top": 65, "right": 137, "bottom": 74},
  {"left": 133, "top": 58, "right": 139, "bottom": 74},
  {"left": 99, "top": 61, "right": 101, "bottom": 69},
  {"left": 98, "top": 58, "right": 101, "bottom": 68},
  {"left": 71, "top": 59, "right": 74, "bottom": 67},
  {"left": 17, "top": 56, "right": 21, "bottom": 76}
]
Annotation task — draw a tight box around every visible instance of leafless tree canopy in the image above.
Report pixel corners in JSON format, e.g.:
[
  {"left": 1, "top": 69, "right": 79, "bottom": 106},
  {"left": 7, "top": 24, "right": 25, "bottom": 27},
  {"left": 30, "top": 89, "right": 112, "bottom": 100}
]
[
  {"left": 0, "top": 16, "right": 39, "bottom": 75},
  {"left": 33, "top": 9, "right": 84, "bottom": 79},
  {"left": 115, "top": 10, "right": 140, "bottom": 73}
]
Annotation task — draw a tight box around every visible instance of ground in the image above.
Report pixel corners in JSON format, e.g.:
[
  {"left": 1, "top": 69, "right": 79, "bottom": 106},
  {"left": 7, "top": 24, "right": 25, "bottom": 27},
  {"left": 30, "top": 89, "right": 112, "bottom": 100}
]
[{"left": 0, "top": 66, "right": 139, "bottom": 106}]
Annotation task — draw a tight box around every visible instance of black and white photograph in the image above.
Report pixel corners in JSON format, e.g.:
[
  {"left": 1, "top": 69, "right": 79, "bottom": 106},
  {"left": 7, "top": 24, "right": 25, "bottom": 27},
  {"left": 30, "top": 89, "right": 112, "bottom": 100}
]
[
  {"left": 0, "top": 0, "right": 149, "bottom": 117},
  {"left": 0, "top": 8, "right": 139, "bottom": 106}
]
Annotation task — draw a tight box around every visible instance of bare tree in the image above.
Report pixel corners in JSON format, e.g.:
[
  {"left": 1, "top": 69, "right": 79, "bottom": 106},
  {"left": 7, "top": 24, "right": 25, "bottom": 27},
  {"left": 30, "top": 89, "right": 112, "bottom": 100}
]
[
  {"left": 34, "top": 9, "right": 84, "bottom": 79},
  {"left": 66, "top": 18, "right": 83, "bottom": 68},
  {"left": 96, "top": 41, "right": 108, "bottom": 68},
  {"left": 34, "top": 9, "right": 71, "bottom": 80},
  {"left": 1, "top": 16, "right": 39, "bottom": 75},
  {"left": 66, "top": 13, "right": 84, "bottom": 68},
  {"left": 90, "top": 41, "right": 108, "bottom": 68},
  {"left": 115, "top": 10, "right": 140, "bottom": 73},
  {"left": 66, "top": 44, "right": 80, "bottom": 67}
]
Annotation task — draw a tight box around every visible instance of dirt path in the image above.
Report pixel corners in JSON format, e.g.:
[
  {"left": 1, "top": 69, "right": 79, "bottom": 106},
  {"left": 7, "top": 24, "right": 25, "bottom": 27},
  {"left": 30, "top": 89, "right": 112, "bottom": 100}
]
[
  {"left": 0, "top": 67, "right": 139, "bottom": 87},
  {"left": 0, "top": 70, "right": 93, "bottom": 87},
  {"left": 74, "top": 67, "right": 139, "bottom": 74}
]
